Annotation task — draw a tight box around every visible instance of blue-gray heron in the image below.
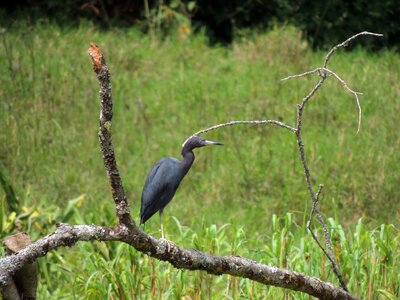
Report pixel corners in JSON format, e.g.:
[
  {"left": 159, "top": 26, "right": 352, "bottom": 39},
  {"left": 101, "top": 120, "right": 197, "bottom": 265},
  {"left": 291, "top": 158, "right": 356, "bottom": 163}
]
[{"left": 140, "top": 135, "right": 223, "bottom": 237}]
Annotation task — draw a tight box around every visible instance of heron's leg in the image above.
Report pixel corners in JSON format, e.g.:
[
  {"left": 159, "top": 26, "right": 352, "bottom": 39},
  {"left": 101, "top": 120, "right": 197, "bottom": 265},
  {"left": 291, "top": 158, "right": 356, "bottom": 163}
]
[
  {"left": 159, "top": 210, "right": 164, "bottom": 239},
  {"left": 159, "top": 209, "right": 171, "bottom": 252}
]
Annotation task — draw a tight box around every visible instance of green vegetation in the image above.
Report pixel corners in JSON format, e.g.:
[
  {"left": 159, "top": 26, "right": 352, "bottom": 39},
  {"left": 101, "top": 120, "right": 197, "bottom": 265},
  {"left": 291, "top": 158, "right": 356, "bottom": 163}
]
[{"left": 1, "top": 23, "right": 399, "bottom": 299}]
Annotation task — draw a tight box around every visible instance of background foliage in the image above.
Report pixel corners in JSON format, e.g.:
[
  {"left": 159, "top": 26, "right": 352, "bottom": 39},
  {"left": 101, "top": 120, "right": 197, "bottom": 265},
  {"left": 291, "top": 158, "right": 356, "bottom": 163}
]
[
  {"left": 0, "top": 22, "right": 399, "bottom": 298},
  {"left": 1, "top": 0, "right": 399, "bottom": 48}
]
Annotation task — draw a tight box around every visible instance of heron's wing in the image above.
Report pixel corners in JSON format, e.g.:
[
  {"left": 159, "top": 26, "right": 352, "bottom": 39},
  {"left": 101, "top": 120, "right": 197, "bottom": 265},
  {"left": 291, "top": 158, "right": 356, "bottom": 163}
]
[{"left": 140, "top": 158, "right": 181, "bottom": 224}]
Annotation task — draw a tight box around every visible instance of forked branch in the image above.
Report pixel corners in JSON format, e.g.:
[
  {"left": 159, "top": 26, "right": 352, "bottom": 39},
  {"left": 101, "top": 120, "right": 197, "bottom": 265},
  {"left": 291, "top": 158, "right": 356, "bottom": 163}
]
[
  {"left": 188, "top": 31, "right": 382, "bottom": 292},
  {"left": 282, "top": 67, "right": 363, "bottom": 133},
  {"left": 293, "top": 32, "right": 382, "bottom": 291}
]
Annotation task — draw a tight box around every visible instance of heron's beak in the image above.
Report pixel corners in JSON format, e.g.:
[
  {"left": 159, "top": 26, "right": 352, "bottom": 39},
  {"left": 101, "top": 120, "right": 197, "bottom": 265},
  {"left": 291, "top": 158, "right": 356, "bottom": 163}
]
[{"left": 204, "top": 139, "right": 223, "bottom": 146}]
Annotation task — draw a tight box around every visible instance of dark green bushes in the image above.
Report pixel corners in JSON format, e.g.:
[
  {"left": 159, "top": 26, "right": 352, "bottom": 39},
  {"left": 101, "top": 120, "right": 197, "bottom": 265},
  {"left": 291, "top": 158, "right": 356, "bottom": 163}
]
[{"left": 1, "top": 0, "right": 398, "bottom": 48}]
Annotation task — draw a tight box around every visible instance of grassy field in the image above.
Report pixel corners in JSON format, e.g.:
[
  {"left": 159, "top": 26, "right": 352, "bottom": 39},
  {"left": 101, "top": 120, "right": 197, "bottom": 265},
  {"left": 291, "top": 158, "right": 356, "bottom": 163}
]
[{"left": 1, "top": 22, "right": 399, "bottom": 299}]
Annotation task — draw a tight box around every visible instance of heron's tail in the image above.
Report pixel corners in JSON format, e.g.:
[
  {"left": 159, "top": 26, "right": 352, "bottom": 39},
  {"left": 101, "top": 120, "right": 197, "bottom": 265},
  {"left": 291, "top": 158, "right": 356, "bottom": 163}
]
[{"left": 139, "top": 214, "right": 144, "bottom": 226}]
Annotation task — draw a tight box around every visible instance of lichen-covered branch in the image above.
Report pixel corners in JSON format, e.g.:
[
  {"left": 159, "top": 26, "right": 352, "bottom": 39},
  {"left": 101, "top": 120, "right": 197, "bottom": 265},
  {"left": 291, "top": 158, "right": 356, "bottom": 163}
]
[
  {"left": 0, "top": 224, "right": 124, "bottom": 286},
  {"left": 88, "top": 43, "right": 134, "bottom": 229},
  {"left": 0, "top": 223, "right": 357, "bottom": 300}
]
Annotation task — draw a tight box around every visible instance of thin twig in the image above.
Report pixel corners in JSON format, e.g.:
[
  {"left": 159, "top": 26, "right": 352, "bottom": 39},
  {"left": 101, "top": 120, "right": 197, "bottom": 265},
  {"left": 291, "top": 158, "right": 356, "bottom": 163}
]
[
  {"left": 293, "top": 67, "right": 344, "bottom": 290},
  {"left": 322, "top": 68, "right": 363, "bottom": 132},
  {"left": 183, "top": 120, "right": 296, "bottom": 146},
  {"left": 293, "top": 32, "right": 382, "bottom": 291},
  {"left": 296, "top": 106, "right": 349, "bottom": 290},
  {"left": 323, "top": 32, "right": 383, "bottom": 68},
  {"left": 306, "top": 185, "right": 348, "bottom": 291},
  {"left": 307, "top": 185, "right": 326, "bottom": 249},
  {"left": 294, "top": 93, "right": 348, "bottom": 291},
  {"left": 283, "top": 66, "right": 363, "bottom": 132},
  {"left": 281, "top": 68, "right": 320, "bottom": 81}
]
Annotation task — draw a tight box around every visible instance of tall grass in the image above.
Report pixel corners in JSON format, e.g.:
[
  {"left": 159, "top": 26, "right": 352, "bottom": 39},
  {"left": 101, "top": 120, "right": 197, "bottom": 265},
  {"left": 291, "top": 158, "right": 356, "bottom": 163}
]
[{"left": 1, "top": 22, "right": 399, "bottom": 298}]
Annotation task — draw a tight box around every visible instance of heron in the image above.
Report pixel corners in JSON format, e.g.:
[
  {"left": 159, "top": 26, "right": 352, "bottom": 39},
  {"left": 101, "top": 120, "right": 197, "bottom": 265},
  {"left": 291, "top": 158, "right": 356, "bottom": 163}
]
[{"left": 140, "top": 135, "right": 223, "bottom": 238}]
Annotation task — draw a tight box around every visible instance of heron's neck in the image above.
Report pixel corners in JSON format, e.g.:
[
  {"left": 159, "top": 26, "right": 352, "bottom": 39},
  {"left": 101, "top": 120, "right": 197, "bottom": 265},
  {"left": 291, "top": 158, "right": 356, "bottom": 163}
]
[{"left": 180, "top": 147, "right": 195, "bottom": 176}]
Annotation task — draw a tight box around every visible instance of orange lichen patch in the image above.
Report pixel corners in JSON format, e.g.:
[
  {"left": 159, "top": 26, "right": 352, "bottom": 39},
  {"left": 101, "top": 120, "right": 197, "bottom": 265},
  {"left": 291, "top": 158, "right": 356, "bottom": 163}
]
[{"left": 88, "top": 42, "right": 102, "bottom": 70}]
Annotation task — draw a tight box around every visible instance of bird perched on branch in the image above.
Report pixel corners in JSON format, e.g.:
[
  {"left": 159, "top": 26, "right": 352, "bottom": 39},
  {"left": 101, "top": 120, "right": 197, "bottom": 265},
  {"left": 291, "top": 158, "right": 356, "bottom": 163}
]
[{"left": 140, "top": 135, "right": 223, "bottom": 238}]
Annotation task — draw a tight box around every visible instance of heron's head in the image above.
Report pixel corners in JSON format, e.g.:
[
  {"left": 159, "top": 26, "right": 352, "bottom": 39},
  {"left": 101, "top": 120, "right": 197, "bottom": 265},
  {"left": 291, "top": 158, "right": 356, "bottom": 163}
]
[{"left": 183, "top": 135, "right": 223, "bottom": 151}]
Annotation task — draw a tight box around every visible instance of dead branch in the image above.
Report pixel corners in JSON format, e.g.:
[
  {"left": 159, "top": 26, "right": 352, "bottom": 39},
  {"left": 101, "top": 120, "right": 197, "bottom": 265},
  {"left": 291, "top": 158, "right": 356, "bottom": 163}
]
[
  {"left": 323, "top": 32, "right": 383, "bottom": 68},
  {"left": 186, "top": 31, "right": 382, "bottom": 292},
  {"left": 282, "top": 66, "right": 363, "bottom": 132},
  {"left": 88, "top": 43, "right": 134, "bottom": 229},
  {"left": 293, "top": 32, "right": 381, "bottom": 291},
  {"left": 183, "top": 120, "right": 296, "bottom": 146},
  {"left": 0, "top": 33, "right": 382, "bottom": 300},
  {"left": 0, "top": 223, "right": 357, "bottom": 300}
]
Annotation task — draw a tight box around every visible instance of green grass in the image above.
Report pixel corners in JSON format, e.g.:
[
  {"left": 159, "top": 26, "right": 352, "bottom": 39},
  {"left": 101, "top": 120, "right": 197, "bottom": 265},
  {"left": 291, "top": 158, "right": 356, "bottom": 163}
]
[{"left": 1, "top": 22, "right": 400, "bottom": 299}]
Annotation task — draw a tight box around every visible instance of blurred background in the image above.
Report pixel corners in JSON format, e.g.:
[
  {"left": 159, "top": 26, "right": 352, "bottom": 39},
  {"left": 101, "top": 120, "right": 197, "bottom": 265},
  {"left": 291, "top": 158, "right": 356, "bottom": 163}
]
[
  {"left": 2, "top": 0, "right": 400, "bottom": 47},
  {"left": 1, "top": 1, "right": 399, "bottom": 299}
]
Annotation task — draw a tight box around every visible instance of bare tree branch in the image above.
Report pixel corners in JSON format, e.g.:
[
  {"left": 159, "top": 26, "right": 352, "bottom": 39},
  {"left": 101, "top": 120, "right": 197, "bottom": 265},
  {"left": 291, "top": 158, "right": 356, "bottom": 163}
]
[
  {"left": 183, "top": 120, "right": 296, "bottom": 147},
  {"left": 307, "top": 185, "right": 326, "bottom": 253},
  {"left": 0, "top": 223, "right": 357, "bottom": 300},
  {"left": 282, "top": 67, "right": 363, "bottom": 132},
  {"left": 88, "top": 43, "right": 134, "bottom": 229},
  {"left": 292, "top": 32, "right": 382, "bottom": 291},
  {"left": 323, "top": 32, "right": 383, "bottom": 68},
  {"left": 280, "top": 68, "right": 321, "bottom": 81},
  {"left": 306, "top": 185, "right": 347, "bottom": 290},
  {"left": 322, "top": 68, "right": 363, "bottom": 133},
  {"left": 188, "top": 31, "right": 382, "bottom": 292}
]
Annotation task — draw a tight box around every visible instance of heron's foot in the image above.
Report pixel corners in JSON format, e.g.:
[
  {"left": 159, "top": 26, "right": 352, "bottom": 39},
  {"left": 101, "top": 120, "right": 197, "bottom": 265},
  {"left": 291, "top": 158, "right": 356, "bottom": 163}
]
[{"left": 159, "top": 237, "right": 171, "bottom": 253}]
